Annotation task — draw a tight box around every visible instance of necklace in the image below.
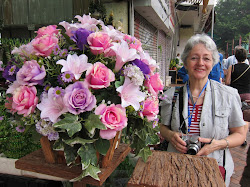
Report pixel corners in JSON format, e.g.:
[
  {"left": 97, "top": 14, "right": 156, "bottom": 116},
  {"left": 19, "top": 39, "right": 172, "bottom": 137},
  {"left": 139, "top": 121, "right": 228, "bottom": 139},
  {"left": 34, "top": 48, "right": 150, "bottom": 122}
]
[{"left": 192, "top": 94, "right": 205, "bottom": 99}]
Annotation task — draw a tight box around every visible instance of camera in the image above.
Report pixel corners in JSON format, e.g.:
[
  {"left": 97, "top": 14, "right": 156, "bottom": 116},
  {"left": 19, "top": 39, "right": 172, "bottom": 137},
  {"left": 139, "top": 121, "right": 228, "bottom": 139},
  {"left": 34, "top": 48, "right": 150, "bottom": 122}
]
[{"left": 182, "top": 134, "right": 202, "bottom": 155}]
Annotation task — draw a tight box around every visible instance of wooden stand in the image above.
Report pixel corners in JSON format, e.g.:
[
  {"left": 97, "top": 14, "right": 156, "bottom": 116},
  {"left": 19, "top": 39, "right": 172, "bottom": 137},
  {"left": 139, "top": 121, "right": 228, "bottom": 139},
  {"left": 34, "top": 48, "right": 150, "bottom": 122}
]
[
  {"left": 127, "top": 151, "right": 225, "bottom": 187},
  {"left": 15, "top": 143, "right": 130, "bottom": 187},
  {"left": 40, "top": 131, "right": 122, "bottom": 166}
]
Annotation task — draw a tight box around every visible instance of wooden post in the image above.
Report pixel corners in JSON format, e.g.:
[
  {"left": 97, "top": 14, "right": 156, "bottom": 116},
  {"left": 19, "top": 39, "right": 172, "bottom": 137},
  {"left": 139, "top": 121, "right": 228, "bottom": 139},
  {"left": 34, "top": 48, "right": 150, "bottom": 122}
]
[
  {"left": 40, "top": 136, "right": 56, "bottom": 164},
  {"left": 101, "top": 131, "right": 121, "bottom": 168}
]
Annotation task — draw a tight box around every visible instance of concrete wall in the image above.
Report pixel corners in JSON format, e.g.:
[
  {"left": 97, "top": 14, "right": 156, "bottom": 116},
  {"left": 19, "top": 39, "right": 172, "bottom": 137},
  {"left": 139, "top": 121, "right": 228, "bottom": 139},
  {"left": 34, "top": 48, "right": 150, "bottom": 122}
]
[
  {"left": 104, "top": 1, "right": 129, "bottom": 34},
  {"left": 176, "top": 27, "right": 194, "bottom": 60}
]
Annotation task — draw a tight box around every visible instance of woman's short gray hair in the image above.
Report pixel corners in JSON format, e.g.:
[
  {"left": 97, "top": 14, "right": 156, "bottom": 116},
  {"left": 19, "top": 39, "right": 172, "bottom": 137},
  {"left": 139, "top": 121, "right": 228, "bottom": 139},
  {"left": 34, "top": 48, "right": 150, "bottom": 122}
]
[{"left": 181, "top": 33, "right": 219, "bottom": 66}]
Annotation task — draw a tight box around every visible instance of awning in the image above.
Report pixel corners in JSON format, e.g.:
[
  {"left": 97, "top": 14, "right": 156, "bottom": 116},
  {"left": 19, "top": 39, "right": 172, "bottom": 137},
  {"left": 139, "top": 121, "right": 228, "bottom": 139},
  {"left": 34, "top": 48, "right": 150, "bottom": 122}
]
[{"left": 176, "top": 0, "right": 209, "bottom": 14}]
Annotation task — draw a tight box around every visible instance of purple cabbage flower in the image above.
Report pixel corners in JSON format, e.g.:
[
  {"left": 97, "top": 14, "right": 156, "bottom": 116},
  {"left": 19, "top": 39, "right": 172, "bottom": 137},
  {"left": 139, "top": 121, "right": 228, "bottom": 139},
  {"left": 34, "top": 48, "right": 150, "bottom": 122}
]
[
  {"left": 132, "top": 59, "right": 150, "bottom": 75},
  {"left": 71, "top": 28, "right": 93, "bottom": 51},
  {"left": 64, "top": 81, "right": 96, "bottom": 115},
  {"left": 16, "top": 60, "right": 46, "bottom": 86}
]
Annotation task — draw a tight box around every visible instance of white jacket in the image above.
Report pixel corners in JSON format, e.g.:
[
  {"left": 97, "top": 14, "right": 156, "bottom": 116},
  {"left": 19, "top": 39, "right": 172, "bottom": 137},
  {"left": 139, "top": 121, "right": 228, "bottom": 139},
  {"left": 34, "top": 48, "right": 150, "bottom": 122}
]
[{"left": 160, "top": 79, "right": 245, "bottom": 186}]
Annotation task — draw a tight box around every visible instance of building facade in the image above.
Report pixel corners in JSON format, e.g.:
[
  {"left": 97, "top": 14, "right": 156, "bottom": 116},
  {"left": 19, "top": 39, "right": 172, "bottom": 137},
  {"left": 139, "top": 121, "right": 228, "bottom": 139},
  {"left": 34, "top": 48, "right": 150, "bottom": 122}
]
[{"left": 0, "top": 0, "right": 214, "bottom": 85}]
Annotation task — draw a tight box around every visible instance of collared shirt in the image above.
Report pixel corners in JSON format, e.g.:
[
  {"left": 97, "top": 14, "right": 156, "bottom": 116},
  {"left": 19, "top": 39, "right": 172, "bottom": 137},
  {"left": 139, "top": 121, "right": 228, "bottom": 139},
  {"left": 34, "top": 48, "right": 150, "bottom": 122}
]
[{"left": 160, "top": 80, "right": 245, "bottom": 186}]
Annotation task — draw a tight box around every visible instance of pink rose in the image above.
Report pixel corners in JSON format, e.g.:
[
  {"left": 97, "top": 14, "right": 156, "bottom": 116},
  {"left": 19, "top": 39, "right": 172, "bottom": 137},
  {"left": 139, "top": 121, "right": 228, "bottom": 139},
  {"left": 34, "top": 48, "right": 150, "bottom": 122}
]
[
  {"left": 95, "top": 104, "right": 127, "bottom": 140},
  {"left": 36, "top": 25, "right": 59, "bottom": 38},
  {"left": 85, "top": 62, "right": 115, "bottom": 89},
  {"left": 11, "top": 85, "right": 39, "bottom": 117},
  {"left": 140, "top": 97, "right": 159, "bottom": 121},
  {"left": 32, "top": 35, "right": 58, "bottom": 57},
  {"left": 144, "top": 73, "right": 164, "bottom": 97},
  {"left": 87, "top": 32, "right": 112, "bottom": 55}
]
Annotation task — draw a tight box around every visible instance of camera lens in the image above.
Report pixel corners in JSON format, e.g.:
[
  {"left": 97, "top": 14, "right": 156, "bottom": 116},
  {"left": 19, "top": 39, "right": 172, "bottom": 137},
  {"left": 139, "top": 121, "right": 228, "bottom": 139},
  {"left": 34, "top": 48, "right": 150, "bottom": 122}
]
[{"left": 187, "top": 144, "right": 200, "bottom": 155}]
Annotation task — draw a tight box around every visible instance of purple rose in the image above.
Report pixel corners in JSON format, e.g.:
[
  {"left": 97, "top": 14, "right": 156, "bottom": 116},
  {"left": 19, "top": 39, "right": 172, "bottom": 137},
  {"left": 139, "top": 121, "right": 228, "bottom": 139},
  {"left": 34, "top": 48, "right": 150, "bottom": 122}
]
[
  {"left": 64, "top": 81, "right": 96, "bottom": 115},
  {"left": 16, "top": 60, "right": 46, "bottom": 86},
  {"left": 71, "top": 28, "right": 93, "bottom": 51},
  {"left": 132, "top": 59, "right": 150, "bottom": 75}
]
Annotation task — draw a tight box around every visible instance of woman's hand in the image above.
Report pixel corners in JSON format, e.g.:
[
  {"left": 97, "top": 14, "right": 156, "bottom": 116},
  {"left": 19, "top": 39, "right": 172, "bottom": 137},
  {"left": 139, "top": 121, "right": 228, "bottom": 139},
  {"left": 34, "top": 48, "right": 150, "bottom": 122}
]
[
  {"left": 170, "top": 132, "right": 188, "bottom": 153},
  {"left": 196, "top": 137, "right": 219, "bottom": 156}
]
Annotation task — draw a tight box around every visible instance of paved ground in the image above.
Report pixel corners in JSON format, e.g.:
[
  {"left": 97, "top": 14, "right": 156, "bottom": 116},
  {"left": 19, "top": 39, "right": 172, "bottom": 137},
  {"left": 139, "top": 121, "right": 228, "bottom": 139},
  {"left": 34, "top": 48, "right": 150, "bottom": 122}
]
[{"left": 229, "top": 131, "right": 249, "bottom": 187}]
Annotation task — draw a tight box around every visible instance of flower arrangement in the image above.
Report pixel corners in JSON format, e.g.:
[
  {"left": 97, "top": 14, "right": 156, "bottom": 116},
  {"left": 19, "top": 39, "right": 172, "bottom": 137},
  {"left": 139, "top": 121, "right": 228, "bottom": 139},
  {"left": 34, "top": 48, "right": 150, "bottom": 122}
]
[{"left": 0, "top": 14, "right": 164, "bottom": 181}]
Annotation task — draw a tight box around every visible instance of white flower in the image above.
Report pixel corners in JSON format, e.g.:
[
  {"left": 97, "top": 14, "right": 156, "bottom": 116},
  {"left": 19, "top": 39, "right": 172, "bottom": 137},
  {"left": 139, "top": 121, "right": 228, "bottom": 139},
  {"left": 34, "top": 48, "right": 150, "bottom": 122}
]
[{"left": 123, "top": 64, "right": 144, "bottom": 86}]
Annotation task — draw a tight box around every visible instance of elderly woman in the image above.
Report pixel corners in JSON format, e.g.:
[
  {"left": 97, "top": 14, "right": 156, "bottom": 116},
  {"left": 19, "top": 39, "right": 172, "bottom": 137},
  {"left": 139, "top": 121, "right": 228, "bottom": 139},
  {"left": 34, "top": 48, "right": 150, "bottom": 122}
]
[{"left": 160, "top": 34, "right": 246, "bottom": 186}]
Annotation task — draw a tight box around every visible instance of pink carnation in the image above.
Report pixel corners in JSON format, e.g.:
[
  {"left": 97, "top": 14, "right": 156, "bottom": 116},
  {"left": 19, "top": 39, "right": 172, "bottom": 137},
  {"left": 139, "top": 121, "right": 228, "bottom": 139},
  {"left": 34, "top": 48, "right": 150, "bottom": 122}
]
[
  {"left": 124, "top": 34, "right": 142, "bottom": 52},
  {"left": 140, "top": 97, "right": 159, "bottom": 121},
  {"left": 144, "top": 73, "right": 164, "bottom": 97}
]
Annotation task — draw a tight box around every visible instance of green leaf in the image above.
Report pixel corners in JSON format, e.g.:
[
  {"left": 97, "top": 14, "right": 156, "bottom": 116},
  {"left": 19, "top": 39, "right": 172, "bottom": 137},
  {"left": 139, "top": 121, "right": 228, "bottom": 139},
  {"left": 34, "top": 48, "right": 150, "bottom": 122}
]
[
  {"left": 53, "top": 114, "right": 82, "bottom": 137},
  {"left": 70, "top": 165, "right": 101, "bottom": 182},
  {"left": 52, "top": 139, "right": 64, "bottom": 150},
  {"left": 64, "top": 144, "right": 78, "bottom": 165},
  {"left": 63, "top": 137, "right": 97, "bottom": 146},
  {"left": 84, "top": 114, "right": 106, "bottom": 135},
  {"left": 138, "top": 147, "right": 152, "bottom": 162},
  {"left": 77, "top": 144, "right": 97, "bottom": 169},
  {"left": 95, "top": 138, "right": 110, "bottom": 155},
  {"left": 131, "top": 136, "right": 145, "bottom": 155},
  {"left": 145, "top": 133, "right": 160, "bottom": 146},
  {"left": 115, "top": 76, "right": 125, "bottom": 88}
]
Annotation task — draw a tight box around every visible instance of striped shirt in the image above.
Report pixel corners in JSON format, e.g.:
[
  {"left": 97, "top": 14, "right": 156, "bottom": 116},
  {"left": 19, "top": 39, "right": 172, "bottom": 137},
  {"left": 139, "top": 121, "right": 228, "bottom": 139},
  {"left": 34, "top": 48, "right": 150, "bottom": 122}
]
[{"left": 188, "top": 103, "right": 203, "bottom": 135}]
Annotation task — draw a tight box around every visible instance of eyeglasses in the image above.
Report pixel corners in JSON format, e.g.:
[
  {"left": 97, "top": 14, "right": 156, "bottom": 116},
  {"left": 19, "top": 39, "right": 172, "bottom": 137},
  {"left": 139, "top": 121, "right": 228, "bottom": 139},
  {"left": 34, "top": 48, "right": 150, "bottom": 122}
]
[{"left": 189, "top": 56, "right": 212, "bottom": 63}]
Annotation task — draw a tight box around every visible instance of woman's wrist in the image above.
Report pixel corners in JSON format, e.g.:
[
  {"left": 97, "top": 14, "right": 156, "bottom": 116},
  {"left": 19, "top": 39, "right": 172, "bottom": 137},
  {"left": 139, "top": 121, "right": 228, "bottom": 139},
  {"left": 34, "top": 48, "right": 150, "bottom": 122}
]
[{"left": 224, "top": 138, "right": 229, "bottom": 149}]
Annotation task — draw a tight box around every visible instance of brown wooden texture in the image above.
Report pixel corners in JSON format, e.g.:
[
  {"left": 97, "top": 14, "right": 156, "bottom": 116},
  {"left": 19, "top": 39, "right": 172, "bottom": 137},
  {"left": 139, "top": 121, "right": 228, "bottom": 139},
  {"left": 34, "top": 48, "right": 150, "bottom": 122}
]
[
  {"left": 40, "top": 136, "right": 56, "bottom": 164},
  {"left": 15, "top": 144, "right": 130, "bottom": 186},
  {"left": 101, "top": 131, "right": 121, "bottom": 168},
  {"left": 127, "top": 151, "right": 226, "bottom": 187}
]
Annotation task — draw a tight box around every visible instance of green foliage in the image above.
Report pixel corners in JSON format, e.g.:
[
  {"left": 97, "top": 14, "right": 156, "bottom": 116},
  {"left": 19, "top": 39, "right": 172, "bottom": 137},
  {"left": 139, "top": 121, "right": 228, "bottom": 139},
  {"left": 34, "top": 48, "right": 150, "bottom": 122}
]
[
  {"left": 52, "top": 112, "right": 111, "bottom": 181},
  {"left": 214, "top": 0, "right": 250, "bottom": 52},
  {"left": 124, "top": 116, "right": 160, "bottom": 162},
  {"left": 0, "top": 38, "right": 31, "bottom": 62},
  {"left": 169, "top": 58, "right": 179, "bottom": 69},
  {"left": 0, "top": 84, "right": 40, "bottom": 158}
]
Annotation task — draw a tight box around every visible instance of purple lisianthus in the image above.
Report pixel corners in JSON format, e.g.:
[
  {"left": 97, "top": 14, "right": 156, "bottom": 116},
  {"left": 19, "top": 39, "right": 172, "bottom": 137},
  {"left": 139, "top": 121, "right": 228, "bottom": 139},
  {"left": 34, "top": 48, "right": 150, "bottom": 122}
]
[
  {"left": 64, "top": 81, "right": 96, "bottom": 115},
  {"left": 16, "top": 60, "right": 46, "bottom": 86},
  {"left": 71, "top": 28, "right": 93, "bottom": 51},
  {"left": 2, "top": 65, "right": 20, "bottom": 82},
  {"left": 132, "top": 59, "right": 150, "bottom": 75}
]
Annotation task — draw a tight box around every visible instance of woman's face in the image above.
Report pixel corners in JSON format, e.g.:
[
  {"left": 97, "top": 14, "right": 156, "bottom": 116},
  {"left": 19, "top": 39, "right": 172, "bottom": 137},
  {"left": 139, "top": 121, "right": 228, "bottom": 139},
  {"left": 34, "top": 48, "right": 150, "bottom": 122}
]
[{"left": 184, "top": 43, "right": 213, "bottom": 81}]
